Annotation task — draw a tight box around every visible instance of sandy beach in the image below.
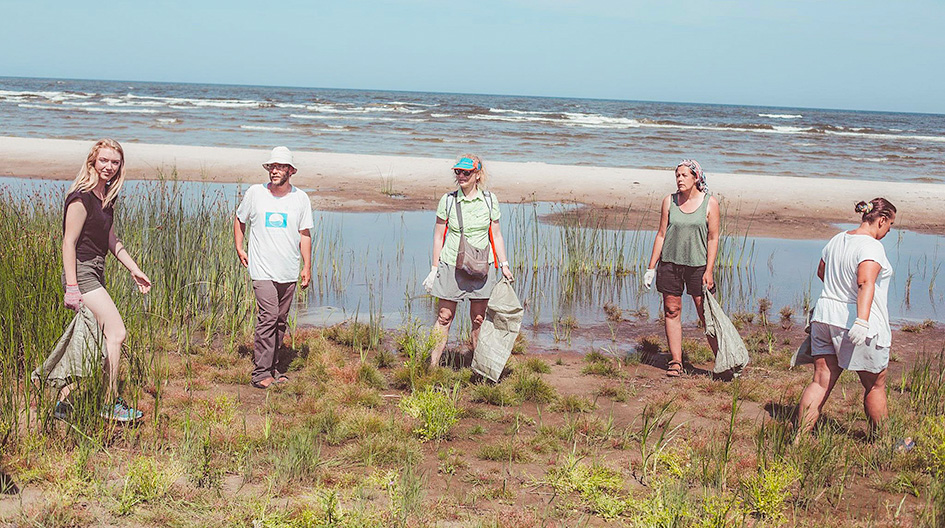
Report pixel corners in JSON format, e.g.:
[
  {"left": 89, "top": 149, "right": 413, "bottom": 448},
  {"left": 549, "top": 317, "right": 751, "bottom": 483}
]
[{"left": 2, "top": 136, "right": 943, "bottom": 239}]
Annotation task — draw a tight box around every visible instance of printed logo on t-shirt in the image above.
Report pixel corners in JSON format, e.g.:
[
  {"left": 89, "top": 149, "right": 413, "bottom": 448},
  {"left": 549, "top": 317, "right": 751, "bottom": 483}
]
[{"left": 265, "top": 212, "right": 288, "bottom": 228}]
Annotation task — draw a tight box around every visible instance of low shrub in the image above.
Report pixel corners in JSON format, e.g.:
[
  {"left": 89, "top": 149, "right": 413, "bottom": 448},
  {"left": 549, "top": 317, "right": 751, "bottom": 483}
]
[{"left": 399, "top": 385, "right": 461, "bottom": 441}]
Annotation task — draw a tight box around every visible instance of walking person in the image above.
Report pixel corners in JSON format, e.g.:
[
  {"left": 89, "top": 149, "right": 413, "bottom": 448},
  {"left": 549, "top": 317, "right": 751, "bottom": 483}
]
[
  {"left": 643, "top": 159, "right": 721, "bottom": 377},
  {"left": 234, "top": 147, "right": 313, "bottom": 389},
  {"left": 422, "top": 155, "right": 514, "bottom": 367},
  {"left": 60, "top": 138, "right": 151, "bottom": 422},
  {"left": 796, "top": 198, "right": 896, "bottom": 438}
]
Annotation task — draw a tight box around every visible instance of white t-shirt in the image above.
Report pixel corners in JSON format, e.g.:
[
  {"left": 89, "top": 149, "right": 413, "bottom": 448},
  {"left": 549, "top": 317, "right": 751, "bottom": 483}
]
[
  {"left": 812, "top": 231, "right": 893, "bottom": 347},
  {"left": 236, "top": 184, "right": 315, "bottom": 283}
]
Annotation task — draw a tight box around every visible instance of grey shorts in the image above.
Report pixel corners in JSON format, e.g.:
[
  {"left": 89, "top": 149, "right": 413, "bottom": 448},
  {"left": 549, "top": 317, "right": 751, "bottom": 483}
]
[
  {"left": 810, "top": 321, "right": 889, "bottom": 373},
  {"left": 430, "top": 260, "right": 497, "bottom": 302},
  {"left": 63, "top": 255, "right": 106, "bottom": 294}
]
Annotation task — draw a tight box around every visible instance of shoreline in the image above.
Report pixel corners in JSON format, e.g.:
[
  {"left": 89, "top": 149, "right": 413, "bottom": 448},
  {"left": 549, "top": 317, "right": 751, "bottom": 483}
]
[{"left": 2, "top": 136, "right": 944, "bottom": 239}]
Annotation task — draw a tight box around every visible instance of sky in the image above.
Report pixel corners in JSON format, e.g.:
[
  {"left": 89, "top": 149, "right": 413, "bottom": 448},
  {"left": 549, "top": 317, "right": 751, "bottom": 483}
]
[{"left": 1, "top": 0, "right": 942, "bottom": 114}]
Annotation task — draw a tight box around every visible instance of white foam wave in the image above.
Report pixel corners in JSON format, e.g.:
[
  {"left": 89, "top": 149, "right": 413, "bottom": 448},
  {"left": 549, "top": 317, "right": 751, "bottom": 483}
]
[
  {"left": 239, "top": 125, "right": 294, "bottom": 132},
  {"left": 387, "top": 101, "right": 438, "bottom": 107},
  {"left": 759, "top": 113, "right": 802, "bottom": 119},
  {"left": 156, "top": 118, "right": 181, "bottom": 124},
  {"left": 0, "top": 89, "right": 95, "bottom": 102},
  {"left": 562, "top": 112, "right": 641, "bottom": 128},
  {"left": 124, "top": 93, "right": 264, "bottom": 109},
  {"left": 20, "top": 102, "right": 158, "bottom": 114},
  {"left": 83, "top": 106, "right": 159, "bottom": 114},
  {"left": 17, "top": 103, "right": 60, "bottom": 110},
  {"left": 825, "top": 130, "right": 945, "bottom": 143},
  {"left": 290, "top": 113, "right": 398, "bottom": 122},
  {"left": 771, "top": 125, "right": 811, "bottom": 133},
  {"left": 468, "top": 114, "right": 557, "bottom": 124},
  {"left": 850, "top": 156, "right": 888, "bottom": 162},
  {"left": 489, "top": 108, "right": 553, "bottom": 116},
  {"left": 430, "top": 113, "right": 452, "bottom": 118}
]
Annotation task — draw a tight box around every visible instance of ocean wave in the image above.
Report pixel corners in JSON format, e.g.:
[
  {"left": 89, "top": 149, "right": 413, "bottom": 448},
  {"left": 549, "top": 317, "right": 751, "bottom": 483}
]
[
  {"left": 825, "top": 130, "right": 945, "bottom": 143},
  {"left": 430, "top": 113, "right": 452, "bottom": 118},
  {"left": 850, "top": 156, "right": 888, "bottom": 162},
  {"left": 126, "top": 93, "right": 262, "bottom": 109},
  {"left": 239, "top": 125, "right": 294, "bottom": 132},
  {"left": 387, "top": 101, "right": 439, "bottom": 108},
  {"left": 84, "top": 106, "right": 160, "bottom": 114},
  {"left": 156, "top": 118, "right": 181, "bottom": 124},
  {"left": 17, "top": 103, "right": 158, "bottom": 114},
  {"left": 759, "top": 113, "right": 802, "bottom": 119},
  {"left": 489, "top": 108, "right": 556, "bottom": 116},
  {"left": 562, "top": 112, "right": 641, "bottom": 128},
  {"left": 289, "top": 113, "right": 399, "bottom": 122},
  {"left": 0, "top": 89, "right": 96, "bottom": 102}
]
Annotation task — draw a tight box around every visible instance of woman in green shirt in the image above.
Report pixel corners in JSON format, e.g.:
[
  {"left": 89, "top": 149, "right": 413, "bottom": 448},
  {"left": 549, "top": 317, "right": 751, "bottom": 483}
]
[
  {"left": 644, "top": 160, "right": 721, "bottom": 377},
  {"left": 422, "top": 155, "right": 514, "bottom": 367}
]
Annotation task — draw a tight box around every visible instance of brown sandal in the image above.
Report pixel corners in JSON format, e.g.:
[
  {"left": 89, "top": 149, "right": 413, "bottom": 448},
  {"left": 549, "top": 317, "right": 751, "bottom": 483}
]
[{"left": 666, "top": 361, "right": 683, "bottom": 378}]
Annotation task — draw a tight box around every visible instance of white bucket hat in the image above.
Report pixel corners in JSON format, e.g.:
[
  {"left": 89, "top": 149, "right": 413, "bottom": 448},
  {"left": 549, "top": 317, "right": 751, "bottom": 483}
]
[{"left": 263, "top": 146, "right": 296, "bottom": 170}]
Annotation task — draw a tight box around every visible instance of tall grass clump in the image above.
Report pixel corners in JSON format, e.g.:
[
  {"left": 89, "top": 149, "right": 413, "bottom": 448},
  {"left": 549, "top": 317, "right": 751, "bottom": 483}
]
[{"left": 0, "top": 175, "right": 261, "bottom": 482}]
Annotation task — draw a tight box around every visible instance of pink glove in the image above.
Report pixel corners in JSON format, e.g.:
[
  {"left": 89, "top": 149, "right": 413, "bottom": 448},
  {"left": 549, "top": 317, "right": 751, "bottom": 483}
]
[{"left": 64, "top": 284, "right": 83, "bottom": 311}]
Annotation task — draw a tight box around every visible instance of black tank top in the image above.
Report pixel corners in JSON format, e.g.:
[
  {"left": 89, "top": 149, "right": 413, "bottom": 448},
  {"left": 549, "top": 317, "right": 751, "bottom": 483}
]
[{"left": 63, "top": 190, "right": 114, "bottom": 261}]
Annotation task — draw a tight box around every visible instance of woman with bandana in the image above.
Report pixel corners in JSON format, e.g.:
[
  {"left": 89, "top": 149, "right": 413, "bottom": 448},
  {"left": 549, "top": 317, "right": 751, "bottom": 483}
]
[{"left": 643, "top": 160, "right": 720, "bottom": 377}]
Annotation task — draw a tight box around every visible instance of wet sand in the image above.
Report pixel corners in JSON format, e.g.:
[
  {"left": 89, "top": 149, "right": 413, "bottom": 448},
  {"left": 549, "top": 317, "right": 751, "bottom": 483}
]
[{"left": 2, "top": 136, "right": 943, "bottom": 238}]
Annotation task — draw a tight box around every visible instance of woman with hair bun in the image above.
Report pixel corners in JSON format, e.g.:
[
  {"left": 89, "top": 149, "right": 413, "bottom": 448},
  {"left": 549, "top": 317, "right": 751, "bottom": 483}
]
[{"left": 797, "top": 197, "right": 897, "bottom": 437}]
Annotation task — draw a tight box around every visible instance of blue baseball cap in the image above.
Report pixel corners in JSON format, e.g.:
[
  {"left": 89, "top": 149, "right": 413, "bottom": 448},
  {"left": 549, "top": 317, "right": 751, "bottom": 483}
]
[{"left": 452, "top": 157, "right": 479, "bottom": 171}]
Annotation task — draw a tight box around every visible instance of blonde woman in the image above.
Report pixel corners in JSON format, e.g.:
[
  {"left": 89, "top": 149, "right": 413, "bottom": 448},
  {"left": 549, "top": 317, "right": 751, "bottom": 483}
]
[
  {"left": 422, "top": 155, "right": 514, "bottom": 367},
  {"left": 59, "top": 139, "right": 151, "bottom": 422},
  {"left": 644, "top": 159, "right": 720, "bottom": 377}
]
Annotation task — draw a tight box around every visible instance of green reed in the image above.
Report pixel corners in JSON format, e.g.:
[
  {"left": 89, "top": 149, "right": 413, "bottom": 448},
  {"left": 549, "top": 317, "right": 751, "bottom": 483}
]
[{"left": 0, "top": 175, "right": 258, "bottom": 453}]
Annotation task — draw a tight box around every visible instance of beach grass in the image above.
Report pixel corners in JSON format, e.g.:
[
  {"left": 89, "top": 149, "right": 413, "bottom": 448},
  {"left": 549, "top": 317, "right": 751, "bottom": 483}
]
[{"left": 1, "top": 175, "right": 945, "bottom": 526}]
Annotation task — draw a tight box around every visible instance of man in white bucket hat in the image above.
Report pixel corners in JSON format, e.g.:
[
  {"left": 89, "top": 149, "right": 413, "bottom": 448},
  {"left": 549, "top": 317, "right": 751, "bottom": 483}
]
[{"left": 234, "top": 146, "right": 314, "bottom": 389}]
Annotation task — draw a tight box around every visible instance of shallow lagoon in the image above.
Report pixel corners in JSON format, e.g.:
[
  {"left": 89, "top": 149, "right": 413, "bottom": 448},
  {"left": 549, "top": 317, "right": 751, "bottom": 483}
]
[{"left": 4, "top": 177, "right": 941, "bottom": 350}]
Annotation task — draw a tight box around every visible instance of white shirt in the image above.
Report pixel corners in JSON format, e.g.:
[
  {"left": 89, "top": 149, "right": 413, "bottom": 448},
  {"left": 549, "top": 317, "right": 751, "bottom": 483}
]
[
  {"left": 236, "top": 184, "right": 314, "bottom": 283},
  {"left": 812, "top": 231, "right": 893, "bottom": 347}
]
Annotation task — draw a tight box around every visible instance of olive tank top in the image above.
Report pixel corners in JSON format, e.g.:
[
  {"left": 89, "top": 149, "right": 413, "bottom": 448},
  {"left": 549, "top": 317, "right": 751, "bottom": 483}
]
[{"left": 661, "top": 192, "right": 709, "bottom": 267}]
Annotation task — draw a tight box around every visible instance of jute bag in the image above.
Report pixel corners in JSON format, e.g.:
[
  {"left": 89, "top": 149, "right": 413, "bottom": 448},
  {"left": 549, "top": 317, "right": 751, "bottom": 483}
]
[{"left": 472, "top": 278, "right": 523, "bottom": 381}]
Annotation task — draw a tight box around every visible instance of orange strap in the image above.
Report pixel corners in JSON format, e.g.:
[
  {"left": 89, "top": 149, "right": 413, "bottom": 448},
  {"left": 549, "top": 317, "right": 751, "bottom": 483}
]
[{"left": 489, "top": 223, "right": 499, "bottom": 269}]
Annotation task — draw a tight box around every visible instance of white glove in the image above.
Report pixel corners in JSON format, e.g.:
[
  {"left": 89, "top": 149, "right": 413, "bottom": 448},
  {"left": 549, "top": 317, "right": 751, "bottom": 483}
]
[
  {"left": 643, "top": 268, "right": 656, "bottom": 291},
  {"left": 422, "top": 266, "right": 437, "bottom": 294},
  {"left": 847, "top": 318, "right": 870, "bottom": 346}
]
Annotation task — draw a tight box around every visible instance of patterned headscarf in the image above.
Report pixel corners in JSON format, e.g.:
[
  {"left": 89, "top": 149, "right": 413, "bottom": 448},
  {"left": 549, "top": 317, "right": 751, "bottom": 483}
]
[{"left": 676, "top": 159, "right": 707, "bottom": 192}]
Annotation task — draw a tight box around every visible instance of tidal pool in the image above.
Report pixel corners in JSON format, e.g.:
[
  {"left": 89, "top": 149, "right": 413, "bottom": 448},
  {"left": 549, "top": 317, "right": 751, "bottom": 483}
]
[{"left": 4, "top": 177, "right": 941, "bottom": 351}]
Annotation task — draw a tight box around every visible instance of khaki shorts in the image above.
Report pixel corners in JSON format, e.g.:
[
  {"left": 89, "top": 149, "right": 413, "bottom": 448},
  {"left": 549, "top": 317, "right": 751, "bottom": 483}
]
[
  {"left": 62, "top": 255, "right": 106, "bottom": 294},
  {"left": 810, "top": 321, "right": 889, "bottom": 373},
  {"left": 430, "top": 260, "right": 497, "bottom": 302}
]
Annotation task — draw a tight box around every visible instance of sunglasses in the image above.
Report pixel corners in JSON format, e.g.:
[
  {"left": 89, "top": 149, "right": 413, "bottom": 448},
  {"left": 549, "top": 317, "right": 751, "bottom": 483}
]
[
  {"left": 453, "top": 169, "right": 473, "bottom": 176},
  {"left": 265, "top": 163, "right": 292, "bottom": 172}
]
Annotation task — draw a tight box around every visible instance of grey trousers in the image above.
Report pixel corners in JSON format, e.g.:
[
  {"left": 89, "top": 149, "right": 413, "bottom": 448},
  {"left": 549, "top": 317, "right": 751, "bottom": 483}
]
[{"left": 251, "top": 280, "right": 296, "bottom": 383}]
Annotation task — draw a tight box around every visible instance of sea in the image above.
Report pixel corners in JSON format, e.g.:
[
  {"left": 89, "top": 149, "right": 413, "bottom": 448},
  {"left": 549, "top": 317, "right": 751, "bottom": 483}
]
[{"left": 2, "top": 76, "right": 944, "bottom": 183}]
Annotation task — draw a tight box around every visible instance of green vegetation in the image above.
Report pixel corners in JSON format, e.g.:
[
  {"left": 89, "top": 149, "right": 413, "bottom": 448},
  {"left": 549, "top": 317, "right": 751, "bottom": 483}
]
[
  {"left": 399, "top": 385, "right": 461, "bottom": 441},
  {"left": 1, "top": 177, "right": 943, "bottom": 526}
]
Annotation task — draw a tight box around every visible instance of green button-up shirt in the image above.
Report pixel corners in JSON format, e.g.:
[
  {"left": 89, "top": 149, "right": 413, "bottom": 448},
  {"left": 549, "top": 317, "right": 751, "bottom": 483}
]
[{"left": 436, "top": 188, "right": 502, "bottom": 266}]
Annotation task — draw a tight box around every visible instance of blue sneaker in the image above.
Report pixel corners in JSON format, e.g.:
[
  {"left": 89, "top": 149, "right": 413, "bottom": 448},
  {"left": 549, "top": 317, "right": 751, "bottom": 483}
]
[
  {"left": 52, "top": 400, "right": 73, "bottom": 422},
  {"left": 101, "top": 398, "right": 143, "bottom": 423}
]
